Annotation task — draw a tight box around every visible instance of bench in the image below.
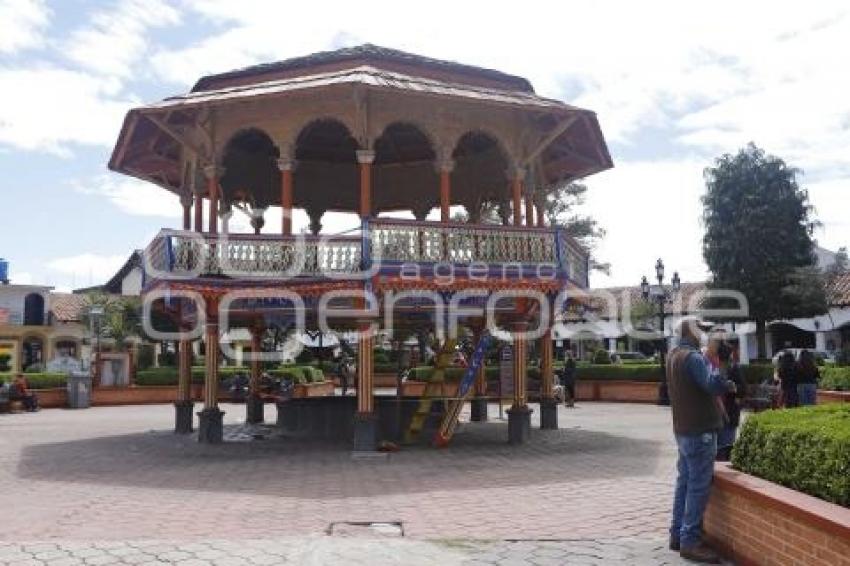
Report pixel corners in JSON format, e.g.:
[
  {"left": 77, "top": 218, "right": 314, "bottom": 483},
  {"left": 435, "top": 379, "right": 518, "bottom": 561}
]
[{"left": 0, "top": 388, "right": 24, "bottom": 414}]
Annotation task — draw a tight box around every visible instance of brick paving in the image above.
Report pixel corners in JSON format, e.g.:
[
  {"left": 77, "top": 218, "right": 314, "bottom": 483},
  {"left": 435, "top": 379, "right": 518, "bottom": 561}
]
[{"left": 0, "top": 402, "right": 723, "bottom": 564}]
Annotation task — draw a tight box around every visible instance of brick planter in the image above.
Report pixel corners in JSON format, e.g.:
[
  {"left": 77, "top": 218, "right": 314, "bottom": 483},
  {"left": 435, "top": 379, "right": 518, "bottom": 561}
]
[
  {"left": 292, "top": 381, "right": 335, "bottom": 398},
  {"left": 705, "top": 462, "right": 850, "bottom": 566},
  {"left": 575, "top": 380, "right": 659, "bottom": 403},
  {"left": 817, "top": 389, "right": 850, "bottom": 404}
]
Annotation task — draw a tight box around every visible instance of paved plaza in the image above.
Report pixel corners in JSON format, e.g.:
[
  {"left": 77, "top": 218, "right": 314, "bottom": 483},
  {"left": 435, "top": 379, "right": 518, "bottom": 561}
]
[{"left": 0, "top": 402, "right": 720, "bottom": 565}]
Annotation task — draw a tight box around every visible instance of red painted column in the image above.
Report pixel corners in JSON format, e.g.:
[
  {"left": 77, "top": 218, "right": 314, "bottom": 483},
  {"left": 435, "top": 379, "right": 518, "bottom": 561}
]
[
  {"left": 512, "top": 168, "right": 525, "bottom": 226},
  {"left": 193, "top": 192, "right": 203, "bottom": 233},
  {"left": 535, "top": 192, "right": 546, "bottom": 228},
  {"left": 357, "top": 150, "right": 375, "bottom": 219},
  {"left": 180, "top": 193, "right": 192, "bottom": 230},
  {"left": 277, "top": 157, "right": 294, "bottom": 235},
  {"left": 524, "top": 192, "right": 535, "bottom": 227},
  {"left": 439, "top": 158, "right": 453, "bottom": 222},
  {"left": 203, "top": 164, "right": 223, "bottom": 234}
]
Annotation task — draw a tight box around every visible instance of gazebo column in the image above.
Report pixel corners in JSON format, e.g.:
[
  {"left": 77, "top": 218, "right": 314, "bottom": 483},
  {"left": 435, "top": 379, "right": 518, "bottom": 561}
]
[
  {"left": 470, "top": 327, "right": 488, "bottom": 422},
  {"left": 246, "top": 324, "right": 264, "bottom": 424},
  {"left": 353, "top": 319, "right": 377, "bottom": 451},
  {"left": 174, "top": 336, "right": 194, "bottom": 434},
  {"left": 277, "top": 156, "right": 295, "bottom": 235},
  {"left": 539, "top": 326, "right": 558, "bottom": 429},
  {"left": 203, "top": 164, "right": 224, "bottom": 234},
  {"left": 180, "top": 193, "right": 192, "bottom": 230},
  {"left": 357, "top": 149, "right": 375, "bottom": 219},
  {"left": 193, "top": 191, "right": 203, "bottom": 232},
  {"left": 438, "top": 157, "right": 454, "bottom": 222},
  {"left": 507, "top": 322, "right": 532, "bottom": 444},
  {"left": 198, "top": 298, "right": 224, "bottom": 443},
  {"left": 511, "top": 168, "right": 525, "bottom": 226},
  {"left": 524, "top": 190, "right": 535, "bottom": 227},
  {"left": 535, "top": 190, "right": 546, "bottom": 228},
  {"left": 306, "top": 205, "right": 324, "bottom": 235}
]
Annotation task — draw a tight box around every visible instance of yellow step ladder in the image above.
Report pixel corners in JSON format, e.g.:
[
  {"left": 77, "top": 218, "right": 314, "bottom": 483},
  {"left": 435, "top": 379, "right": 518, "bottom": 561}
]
[{"left": 404, "top": 338, "right": 456, "bottom": 443}]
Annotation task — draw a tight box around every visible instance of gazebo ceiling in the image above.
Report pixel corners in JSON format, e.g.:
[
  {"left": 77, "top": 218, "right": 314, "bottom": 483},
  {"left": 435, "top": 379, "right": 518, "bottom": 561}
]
[{"left": 109, "top": 44, "right": 613, "bottom": 214}]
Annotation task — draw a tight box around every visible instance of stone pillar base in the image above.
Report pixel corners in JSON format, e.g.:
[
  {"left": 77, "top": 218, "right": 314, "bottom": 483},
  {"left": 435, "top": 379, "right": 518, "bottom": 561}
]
[
  {"left": 507, "top": 405, "right": 532, "bottom": 444},
  {"left": 174, "top": 400, "right": 194, "bottom": 434},
  {"left": 658, "top": 381, "right": 670, "bottom": 406},
  {"left": 197, "top": 407, "right": 225, "bottom": 444},
  {"left": 540, "top": 397, "right": 558, "bottom": 430},
  {"left": 353, "top": 412, "right": 378, "bottom": 452},
  {"left": 470, "top": 396, "right": 489, "bottom": 422},
  {"left": 246, "top": 395, "right": 264, "bottom": 424}
]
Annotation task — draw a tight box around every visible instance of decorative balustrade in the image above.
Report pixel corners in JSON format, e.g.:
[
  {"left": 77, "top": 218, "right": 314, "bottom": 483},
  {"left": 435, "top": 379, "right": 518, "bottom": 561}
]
[
  {"left": 143, "top": 220, "right": 589, "bottom": 287},
  {"left": 145, "top": 230, "right": 361, "bottom": 279},
  {"left": 368, "top": 219, "right": 558, "bottom": 265}
]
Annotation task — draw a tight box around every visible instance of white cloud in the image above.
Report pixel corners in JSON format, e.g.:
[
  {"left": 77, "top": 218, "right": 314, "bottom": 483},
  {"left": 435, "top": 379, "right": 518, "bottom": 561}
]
[
  {"left": 73, "top": 175, "right": 181, "bottom": 217},
  {"left": 586, "top": 158, "right": 711, "bottom": 288},
  {"left": 0, "top": 67, "right": 136, "bottom": 154},
  {"left": 0, "top": 0, "right": 49, "bottom": 54},
  {"left": 47, "top": 253, "right": 126, "bottom": 282},
  {"left": 63, "top": 0, "right": 180, "bottom": 78}
]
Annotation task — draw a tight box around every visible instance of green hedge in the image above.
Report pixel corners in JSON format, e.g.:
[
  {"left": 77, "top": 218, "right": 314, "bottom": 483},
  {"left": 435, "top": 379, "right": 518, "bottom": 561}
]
[
  {"left": 0, "top": 372, "right": 68, "bottom": 389},
  {"left": 134, "top": 365, "right": 325, "bottom": 387},
  {"left": 821, "top": 367, "right": 850, "bottom": 391},
  {"left": 732, "top": 404, "right": 850, "bottom": 507},
  {"left": 576, "top": 364, "right": 663, "bottom": 382}
]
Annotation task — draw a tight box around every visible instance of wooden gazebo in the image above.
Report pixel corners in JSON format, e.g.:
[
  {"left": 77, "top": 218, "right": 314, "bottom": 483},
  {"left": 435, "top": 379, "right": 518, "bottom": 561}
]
[{"left": 109, "top": 44, "right": 612, "bottom": 448}]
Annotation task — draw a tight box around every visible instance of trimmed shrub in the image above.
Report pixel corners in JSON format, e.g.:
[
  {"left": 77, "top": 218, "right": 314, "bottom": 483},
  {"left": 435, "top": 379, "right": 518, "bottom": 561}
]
[
  {"left": 740, "top": 364, "right": 775, "bottom": 385},
  {"left": 0, "top": 372, "right": 68, "bottom": 389},
  {"left": 576, "top": 364, "right": 663, "bottom": 382},
  {"left": 592, "top": 349, "right": 612, "bottom": 365},
  {"left": 732, "top": 404, "right": 850, "bottom": 507},
  {"left": 821, "top": 366, "right": 850, "bottom": 391}
]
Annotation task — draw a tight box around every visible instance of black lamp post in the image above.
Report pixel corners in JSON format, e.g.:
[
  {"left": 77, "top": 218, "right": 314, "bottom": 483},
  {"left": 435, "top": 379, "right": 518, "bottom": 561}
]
[{"left": 640, "top": 259, "right": 681, "bottom": 405}]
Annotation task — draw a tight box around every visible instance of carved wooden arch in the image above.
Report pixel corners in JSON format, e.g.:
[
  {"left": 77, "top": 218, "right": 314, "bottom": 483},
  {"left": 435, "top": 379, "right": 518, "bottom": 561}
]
[{"left": 371, "top": 118, "right": 443, "bottom": 158}]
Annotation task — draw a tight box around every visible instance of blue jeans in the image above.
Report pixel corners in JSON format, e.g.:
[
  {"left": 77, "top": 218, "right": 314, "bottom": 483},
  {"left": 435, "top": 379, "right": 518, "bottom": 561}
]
[
  {"left": 671, "top": 431, "right": 717, "bottom": 548},
  {"left": 797, "top": 383, "right": 817, "bottom": 406}
]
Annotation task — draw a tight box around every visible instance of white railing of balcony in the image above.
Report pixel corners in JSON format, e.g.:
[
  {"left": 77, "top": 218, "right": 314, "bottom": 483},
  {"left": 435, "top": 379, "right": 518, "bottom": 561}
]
[
  {"left": 145, "top": 230, "right": 362, "bottom": 279},
  {"left": 368, "top": 218, "right": 559, "bottom": 265}
]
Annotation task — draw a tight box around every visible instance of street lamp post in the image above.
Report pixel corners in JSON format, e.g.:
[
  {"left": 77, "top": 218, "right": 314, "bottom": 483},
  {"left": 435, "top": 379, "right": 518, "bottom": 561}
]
[
  {"left": 640, "top": 259, "right": 681, "bottom": 405},
  {"left": 89, "top": 305, "right": 104, "bottom": 387}
]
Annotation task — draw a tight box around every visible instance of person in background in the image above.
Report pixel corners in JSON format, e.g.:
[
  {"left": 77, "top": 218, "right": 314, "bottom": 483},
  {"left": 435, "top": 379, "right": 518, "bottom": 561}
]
[
  {"left": 777, "top": 351, "right": 799, "bottom": 408},
  {"left": 10, "top": 373, "right": 39, "bottom": 412},
  {"left": 716, "top": 341, "right": 745, "bottom": 461},
  {"left": 559, "top": 352, "right": 577, "bottom": 408},
  {"left": 796, "top": 349, "right": 819, "bottom": 406},
  {"left": 667, "top": 319, "right": 735, "bottom": 564}
]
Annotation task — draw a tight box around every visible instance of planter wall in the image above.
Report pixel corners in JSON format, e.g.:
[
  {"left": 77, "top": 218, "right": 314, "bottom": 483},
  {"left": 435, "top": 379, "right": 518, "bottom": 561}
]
[
  {"left": 292, "top": 381, "right": 335, "bottom": 398},
  {"left": 705, "top": 462, "right": 850, "bottom": 566},
  {"left": 817, "top": 389, "right": 850, "bottom": 404},
  {"left": 575, "top": 380, "right": 659, "bottom": 403}
]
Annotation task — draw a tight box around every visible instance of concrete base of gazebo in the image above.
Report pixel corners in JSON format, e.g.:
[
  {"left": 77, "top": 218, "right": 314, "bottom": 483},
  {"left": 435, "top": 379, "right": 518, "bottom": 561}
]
[
  {"left": 540, "top": 398, "right": 558, "bottom": 430},
  {"left": 507, "top": 405, "right": 532, "bottom": 444},
  {"left": 246, "top": 396, "right": 265, "bottom": 424},
  {"left": 198, "top": 407, "right": 225, "bottom": 444},
  {"left": 470, "top": 397, "right": 489, "bottom": 422},
  {"left": 174, "top": 400, "right": 194, "bottom": 434}
]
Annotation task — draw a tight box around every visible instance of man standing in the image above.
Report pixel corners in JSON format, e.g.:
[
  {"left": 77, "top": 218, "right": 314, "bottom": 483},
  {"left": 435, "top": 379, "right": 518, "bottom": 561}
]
[{"left": 667, "top": 319, "right": 734, "bottom": 563}]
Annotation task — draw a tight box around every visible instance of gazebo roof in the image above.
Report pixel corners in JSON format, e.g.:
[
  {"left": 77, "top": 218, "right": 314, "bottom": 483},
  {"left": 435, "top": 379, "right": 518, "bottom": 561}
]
[{"left": 192, "top": 43, "right": 536, "bottom": 93}]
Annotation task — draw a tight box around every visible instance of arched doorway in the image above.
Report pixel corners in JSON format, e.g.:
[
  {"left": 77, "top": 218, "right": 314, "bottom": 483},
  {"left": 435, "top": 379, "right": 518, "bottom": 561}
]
[
  {"left": 294, "top": 119, "right": 359, "bottom": 233},
  {"left": 220, "top": 128, "right": 280, "bottom": 233},
  {"left": 373, "top": 122, "right": 437, "bottom": 219},
  {"left": 22, "top": 335, "right": 44, "bottom": 371},
  {"left": 23, "top": 293, "right": 45, "bottom": 326},
  {"left": 452, "top": 131, "right": 510, "bottom": 223}
]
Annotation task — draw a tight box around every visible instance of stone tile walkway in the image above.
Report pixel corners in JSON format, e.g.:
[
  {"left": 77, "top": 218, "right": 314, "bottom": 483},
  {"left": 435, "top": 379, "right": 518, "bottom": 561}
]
[{"left": 0, "top": 402, "right": 725, "bottom": 564}]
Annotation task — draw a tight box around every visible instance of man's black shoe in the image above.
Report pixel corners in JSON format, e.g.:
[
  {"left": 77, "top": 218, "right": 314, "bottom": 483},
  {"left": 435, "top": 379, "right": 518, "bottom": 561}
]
[
  {"left": 669, "top": 537, "right": 680, "bottom": 551},
  {"left": 680, "top": 542, "right": 721, "bottom": 564}
]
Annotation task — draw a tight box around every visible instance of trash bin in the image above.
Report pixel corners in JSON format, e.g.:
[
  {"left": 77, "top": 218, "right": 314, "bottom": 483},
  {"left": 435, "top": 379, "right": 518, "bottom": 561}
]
[{"left": 67, "top": 371, "right": 92, "bottom": 409}]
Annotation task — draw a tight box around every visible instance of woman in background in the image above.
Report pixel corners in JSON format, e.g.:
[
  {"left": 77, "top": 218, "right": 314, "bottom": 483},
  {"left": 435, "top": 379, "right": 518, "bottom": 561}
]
[
  {"left": 777, "top": 351, "right": 799, "bottom": 408},
  {"left": 796, "top": 349, "right": 819, "bottom": 406}
]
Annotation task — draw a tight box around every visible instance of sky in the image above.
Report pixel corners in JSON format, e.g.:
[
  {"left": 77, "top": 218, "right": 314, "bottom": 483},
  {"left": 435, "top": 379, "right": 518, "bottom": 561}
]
[{"left": 1, "top": 0, "right": 848, "bottom": 292}]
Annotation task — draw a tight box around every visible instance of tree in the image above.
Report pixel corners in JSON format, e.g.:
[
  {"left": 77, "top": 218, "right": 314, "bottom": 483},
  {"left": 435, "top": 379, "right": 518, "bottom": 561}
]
[
  {"left": 826, "top": 246, "right": 848, "bottom": 276},
  {"left": 542, "top": 182, "right": 609, "bottom": 274},
  {"left": 82, "top": 293, "right": 142, "bottom": 352},
  {"left": 701, "top": 143, "right": 827, "bottom": 358}
]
